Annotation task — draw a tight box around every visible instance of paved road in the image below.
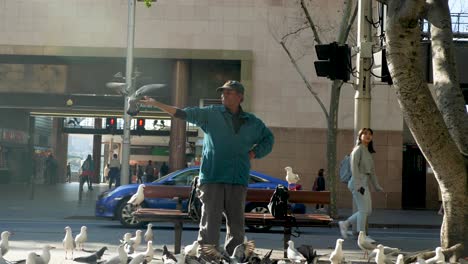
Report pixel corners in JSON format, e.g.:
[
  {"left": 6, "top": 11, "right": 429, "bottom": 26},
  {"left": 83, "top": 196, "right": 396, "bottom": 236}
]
[{"left": 0, "top": 217, "right": 440, "bottom": 263}]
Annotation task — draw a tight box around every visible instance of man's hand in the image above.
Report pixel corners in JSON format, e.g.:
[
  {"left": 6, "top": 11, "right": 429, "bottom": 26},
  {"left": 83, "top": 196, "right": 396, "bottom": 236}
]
[
  {"left": 139, "top": 96, "right": 156, "bottom": 105},
  {"left": 248, "top": 150, "right": 256, "bottom": 160}
]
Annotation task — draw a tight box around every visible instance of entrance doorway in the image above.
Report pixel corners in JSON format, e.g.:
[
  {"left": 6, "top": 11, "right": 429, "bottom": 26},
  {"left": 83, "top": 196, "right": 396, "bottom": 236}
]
[{"left": 402, "top": 144, "right": 426, "bottom": 209}]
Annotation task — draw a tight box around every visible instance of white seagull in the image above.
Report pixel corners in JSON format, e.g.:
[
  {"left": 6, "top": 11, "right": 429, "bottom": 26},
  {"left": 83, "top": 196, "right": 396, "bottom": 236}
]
[
  {"left": 128, "top": 253, "right": 146, "bottom": 264},
  {"left": 25, "top": 252, "right": 37, "bottom": 264},
  {"left": 357, "top": 231, "right": 376, "bottom": 258},
  {"left": 285, "top": 167, "right": 300, "bottom": 185},
  {"left": 63, "top": 226, "right": 76, "bottom": 259},
  {"left": 425, "top": 247, "right": 445, "bottom": 264},
  {"left": 183, "top": 240, "right": 199, "bottom": 257},
  {"left": 287, "top": 240, "right": 306, "bottom": 263},
  {"left": 125, "top": 230, "right": 143, "bottom": 254},
  {"left": 0, "top": 231, "right": 11, "bottom": 257},
  {"left": 28, "top": 245, "right": 55, "bottom": 264},
  {"left": 128, "top": 184, "right": 146, "bottom": 206},
  {"left": 102, "top": 244, "right": 127, "bottom": 264},
  {"left": 144, "top": 223, "right": 153, "bottom": 243},
  {"left": 375, "top": 244, "right": 387, "bottom": 264},
  {"left": 329, "top": 238, "right": 344, "bottom": 264},
  {"left": 396, "top": 254, "right": 404, "bottom": 264},
  {"left": 74, "top": 226, "right": 88, "bottom": 250},
  {"left": 144, "top": 241, "right": 154, "bottom": 263}
]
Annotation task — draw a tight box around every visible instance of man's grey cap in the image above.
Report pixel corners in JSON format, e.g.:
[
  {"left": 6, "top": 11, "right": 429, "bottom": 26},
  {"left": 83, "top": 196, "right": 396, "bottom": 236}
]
[{"left": 216, "top": 80, "right": 245, "bottom": 94}]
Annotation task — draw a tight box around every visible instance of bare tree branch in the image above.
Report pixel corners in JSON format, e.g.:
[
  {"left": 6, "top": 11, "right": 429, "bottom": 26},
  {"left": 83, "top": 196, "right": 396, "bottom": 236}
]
[
  {"left": 281, "top": 24, "right": 311, "bottom": 43},
  {"left": 279, "top": 40, "right": 329, "bottom": 121},
  {"left": 300, "top": 0, "right": 323, "bottom": 45}
]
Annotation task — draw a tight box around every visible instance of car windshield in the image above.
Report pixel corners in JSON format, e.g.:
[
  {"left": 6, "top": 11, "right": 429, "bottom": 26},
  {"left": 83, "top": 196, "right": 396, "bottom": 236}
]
[{"left": 152, "top": 167, "right": 198, "bottom": 183}]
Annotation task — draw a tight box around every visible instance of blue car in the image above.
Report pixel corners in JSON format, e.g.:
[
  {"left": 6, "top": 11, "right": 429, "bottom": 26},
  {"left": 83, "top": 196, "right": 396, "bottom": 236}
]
[{"left": 95, "top": 166, "right": 305, "bottom": 230}]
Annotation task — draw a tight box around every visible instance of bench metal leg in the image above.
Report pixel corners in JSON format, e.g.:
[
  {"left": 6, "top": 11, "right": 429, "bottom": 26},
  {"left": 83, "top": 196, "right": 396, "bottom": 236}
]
[
  {"left": 174, "top": 221, "right": 183, "bottom": 254},
  {"left": 283, "top": 226, "right": 291, "bottom": 258}
]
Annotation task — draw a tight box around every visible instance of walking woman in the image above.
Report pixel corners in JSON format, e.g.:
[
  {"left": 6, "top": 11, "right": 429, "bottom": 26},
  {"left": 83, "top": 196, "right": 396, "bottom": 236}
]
[
  {"left": 80, "top": 154, "right": 94, "bottom": 191},
  {"left": 339, "top": 128, "right": 383, "bottom": 239}
]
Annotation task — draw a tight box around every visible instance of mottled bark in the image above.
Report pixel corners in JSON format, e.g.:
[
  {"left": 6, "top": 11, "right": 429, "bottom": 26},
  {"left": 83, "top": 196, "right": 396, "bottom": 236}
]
[
  {"left": 385, "top": 0, "right": 467, "bottom": 256},
  {"left": 426, "top": 0, "right": 468, "bottom": 157}
]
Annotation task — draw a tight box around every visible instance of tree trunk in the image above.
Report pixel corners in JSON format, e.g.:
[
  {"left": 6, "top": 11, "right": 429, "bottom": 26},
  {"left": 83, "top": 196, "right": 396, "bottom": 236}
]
[
  {"left": 327, "top": 80, "right": 342, "bottom": 218},
  {"left": 427, "top": 0, "right": 468, "bottom": 157},
  {"left": 385, "top": 0, "right": 467, "bottom": 257}
]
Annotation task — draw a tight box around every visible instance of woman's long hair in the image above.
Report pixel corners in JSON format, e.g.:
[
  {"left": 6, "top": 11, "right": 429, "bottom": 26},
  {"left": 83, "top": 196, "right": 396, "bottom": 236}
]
[{"left": 355, "top": 128, "right": 376, "bottom": 153}]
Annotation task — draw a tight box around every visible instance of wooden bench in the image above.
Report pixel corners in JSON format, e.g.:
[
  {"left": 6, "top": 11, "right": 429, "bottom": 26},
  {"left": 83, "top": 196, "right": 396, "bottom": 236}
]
[{"left": 133, "top": 185, "right": 332, "bottom": 256}]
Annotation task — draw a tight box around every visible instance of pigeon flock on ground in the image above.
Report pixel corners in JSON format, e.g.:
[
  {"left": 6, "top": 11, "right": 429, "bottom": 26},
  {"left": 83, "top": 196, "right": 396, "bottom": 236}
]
[{"left": 0, "top": 180, "right": 462, "bottom": 264}]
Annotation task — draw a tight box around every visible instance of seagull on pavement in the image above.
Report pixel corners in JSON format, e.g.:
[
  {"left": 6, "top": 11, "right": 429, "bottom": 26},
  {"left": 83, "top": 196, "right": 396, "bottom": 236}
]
[
  {"left": 0, "top": 231, "right": 11, "bottom": 257},
  {"left": 375, "top": 244, "right": 387, "bottom": 264},
  {"left": 396, "top": 254, "right": 404, "bottom": 264},
  {"left": 128, "top": 184, "right": 146, "bottom": 207},
  {"left": 357, "top": 231, "right": 376, "bottom": 258},
  {"left": 75, "top": 226, "right": 88, "bottom": 251},
  {"left": 329, "top": 238, "right": 344, "bottom": 264},
  {"left": 287, "top": 240, "right": 306, "bottom": 263},
  {"left": 144, "top": 241, "right": 154, "bottom": 263},
  {"left": 425, "top": 247, "right": 445, "bottom": 264},
  {"left": 101, "top": 244, "right": 127, "bottom": 264},
  {"left": 285, "top": 167, "right": 300, "bottom": 185},
  {"left": 25, "top": 252, "right": 36, "bottom": 264},
  {"left": 183, "top": 241, "right": 199, "bottom": 257},
  {"left": 368, "top": 244, "right": 401, "bottom": 260},
  {"left": 144, "top": 224, "right": 153, "bottom": 243},
  {"left": 128, "top": 253, "right": 145, "bottom": 264},
  {"left": 63, "top": 226, "right": 76, "bottom": 259},
  {"left": 73, "top": 246, "right": 108, "bottom": 263},
  {"left": 125, "top": 230, "right": 143, "bottom": 254},
  {"left": 29, "top": 245, "right": 55, "bottom": 264}
]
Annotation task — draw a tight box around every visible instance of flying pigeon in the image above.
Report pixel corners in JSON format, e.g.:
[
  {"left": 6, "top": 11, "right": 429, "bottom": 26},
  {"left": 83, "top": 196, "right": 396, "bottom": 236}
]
[
  {"left": 425, "top": 247, "right": 445, "bottom": 264},
  {"left": 329, "top": 238, "right": 344, "bottom": 264},
  {"left": 296, "top": 245, "right": 317, "bottom": 264},
  {"left": 357, "top": 231, "right": 376, "bottom": 258},
  {"left": 0, "top": 231, "right": 11, "bottom": 257},
  {"left": 199, "top": 244, "right": 228, "bottom": 263},
  {"left": 287, "top": 240, "right": 306, "bottom": 263},
  {"left": 127, "top": 84, "right": 166, "bottom": 116},
  {"left": 73, "top": 246, "right": 108, "bottom": 263},
  {"left": 143, "top": 241, "right": 154, "bottom": 263},
  {"left": 75, "top": 226, "right": 88, "bottom": 251},
  {"left": 128, "top": 184, "right": 146, "bottom": 207},
  {"left": 183, "top": 241, "right": 199, "bottom": 257},
  {"left": 63, "top": 226, "right": 76, "bottom": 259},
  {"left": 144, "top": 224, "right": 153, "bottom": 243},
  {"left": 285, "top": 167, "right": 300, "bottom": 185}
]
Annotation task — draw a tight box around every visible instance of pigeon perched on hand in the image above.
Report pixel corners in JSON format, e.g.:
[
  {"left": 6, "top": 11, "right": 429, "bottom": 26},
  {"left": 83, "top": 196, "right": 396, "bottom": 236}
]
[
  {"left": 74, "top": 226, "right": 88, "bottom": 251},
  {"left": 285, "top": 167, "right": 300, "bottom": 184},
  {"left": 63, "top": 226, "right": 76, "bottom": 259},
  {"left": 127, "top": 84, "right": 166, "bottom": 116},
  {"left": 0, "top": 231, "right": 11, "bottom": 257},
  {"left": 128, "top": 184, "right": 146, "bottom": 207}
]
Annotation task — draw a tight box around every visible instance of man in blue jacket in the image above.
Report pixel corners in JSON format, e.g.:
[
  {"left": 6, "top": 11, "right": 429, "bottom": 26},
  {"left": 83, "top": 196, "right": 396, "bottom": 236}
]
[{"left": 141, "top": 80, "right": 274, "bottom": 255}]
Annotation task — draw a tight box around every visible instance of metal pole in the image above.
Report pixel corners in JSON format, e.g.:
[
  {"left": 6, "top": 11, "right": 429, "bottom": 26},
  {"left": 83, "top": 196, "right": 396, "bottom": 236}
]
[
  {"left": 354, "top": 0, "right": 373, "bottom": 134},
  {"left": 353, "top": 0, "right": 373, "bottom": 235},
  {"left": 121, "top": 0, "right": 136, "bottom": 186}
]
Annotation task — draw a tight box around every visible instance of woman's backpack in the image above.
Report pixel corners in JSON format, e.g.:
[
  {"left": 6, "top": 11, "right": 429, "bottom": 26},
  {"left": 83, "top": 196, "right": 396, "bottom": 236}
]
[
  {"left": 268, "top": 184, "right": 289, "bottom": 219},
  {"left": 339, "top": 155, "right": 352, "bottom": 183}
]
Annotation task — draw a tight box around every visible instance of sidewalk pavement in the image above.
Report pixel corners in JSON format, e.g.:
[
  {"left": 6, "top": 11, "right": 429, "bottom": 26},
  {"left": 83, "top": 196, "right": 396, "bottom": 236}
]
[{"left": 0, "top": 183, "right": 443, "bottom": 227}]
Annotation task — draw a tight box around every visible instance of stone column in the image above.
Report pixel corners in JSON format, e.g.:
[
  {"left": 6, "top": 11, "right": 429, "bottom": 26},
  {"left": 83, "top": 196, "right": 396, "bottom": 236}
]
[
  {"left": 53, "top": 118, "right": 68, "bottom": 184},
  {"left": 169, "top": 60, "right": 189, "bottom": 172},
  {"left": 93, "top": 118, "right": 102, "bottom": 183}
]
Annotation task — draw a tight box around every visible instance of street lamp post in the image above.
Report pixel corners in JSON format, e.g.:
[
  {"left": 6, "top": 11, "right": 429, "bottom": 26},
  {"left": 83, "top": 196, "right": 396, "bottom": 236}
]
[{"left": 121, "top": 0, "right": 136, "bottom": 185}]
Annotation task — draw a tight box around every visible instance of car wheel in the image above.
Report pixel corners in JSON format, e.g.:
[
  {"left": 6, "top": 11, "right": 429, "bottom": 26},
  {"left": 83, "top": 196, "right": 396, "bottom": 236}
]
[
  {"left": 245, "top": 203, "right": 273, "bottom": 232},
  {"left": 117, "top": 198, "right": 148, "bottom": 228}
]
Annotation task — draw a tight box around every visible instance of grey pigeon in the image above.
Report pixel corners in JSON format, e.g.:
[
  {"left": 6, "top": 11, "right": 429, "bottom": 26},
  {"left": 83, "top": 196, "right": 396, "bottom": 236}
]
[
  {"left": 127, "top": 84, "right": 166, "bottom": 116},
  {"left": 128, "top": 254, "right": 145, "bottom": 264},
  {"left": 260, "top": 249, "right": 273, "bottom": 264},
  {"left": 231, "top": 240, "right": 255, "bottom": 263},
  {"left": 296, "top": 245, "right": 317, "bottom": 264},
  {"left": 73, "top": 246, "right": 108, "bottom": 263}
]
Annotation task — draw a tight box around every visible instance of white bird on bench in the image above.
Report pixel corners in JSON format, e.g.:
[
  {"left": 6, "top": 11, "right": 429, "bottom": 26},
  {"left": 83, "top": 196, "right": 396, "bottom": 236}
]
[
  {"left": 128, "top": 184, "right": 146, "bottom": 207},
  {"left": 285, "top": 167, "right": 300, "bottom": 185}
]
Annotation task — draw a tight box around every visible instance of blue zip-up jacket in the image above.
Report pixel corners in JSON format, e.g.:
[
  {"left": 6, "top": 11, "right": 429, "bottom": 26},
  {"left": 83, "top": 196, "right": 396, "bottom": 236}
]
[{"left": 182, "top": 105, "right": 274, "bottom": 186}]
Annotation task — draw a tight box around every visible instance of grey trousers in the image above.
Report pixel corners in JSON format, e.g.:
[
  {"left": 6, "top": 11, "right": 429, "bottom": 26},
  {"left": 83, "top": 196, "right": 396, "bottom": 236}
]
[
  {"left": 346, "top": 184, "right": 372, "bottom": 232},
  {"left": 197, "top": 183, "right": 247, "bottom": 255}
]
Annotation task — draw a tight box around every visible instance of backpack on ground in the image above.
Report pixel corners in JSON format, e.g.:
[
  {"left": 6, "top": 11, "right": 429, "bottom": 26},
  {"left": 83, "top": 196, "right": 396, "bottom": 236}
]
[
  {"left": 268, "top": 184, "right": 290, "bottom": 219},
  {"left": 339, "top": 155, "right": 352, "bottom": 183},
  {"left": 187, "top": 176, "right": 202, "bottom": 221}
]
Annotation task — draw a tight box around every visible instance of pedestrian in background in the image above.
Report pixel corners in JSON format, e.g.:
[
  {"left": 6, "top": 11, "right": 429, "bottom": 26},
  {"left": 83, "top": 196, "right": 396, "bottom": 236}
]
[
  {"left": 45, "top": 153, "right": 57, "bottom": 185},
  {"left": 137, "top": 164, "right": 144, "bottom": 184},
  {"left": 104, "top": 163, "right": 110, "bottom": 183},
  {"left": 80, "top": 154, "right": 94, "bottom": 191},
  {"left": 159, "top": 162, "right": 169, "bottom": 177},
  {"left": 339, "top": 128, "right": 383, "bottom": 239},
  {"left": 66, "top": 162, "right": 72, "bottom": 183},
  {"left": 313, "top": 168, "right": 326, "bottom": 211},
  {"left": 145, "top": 160, "right": 154, "bottom": 183},
  {"left": 140, "top": 80, "right": 274, "bottom": 255},
  {"left": 109, "top": 154, "right": 121, "bottom": 189}
]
